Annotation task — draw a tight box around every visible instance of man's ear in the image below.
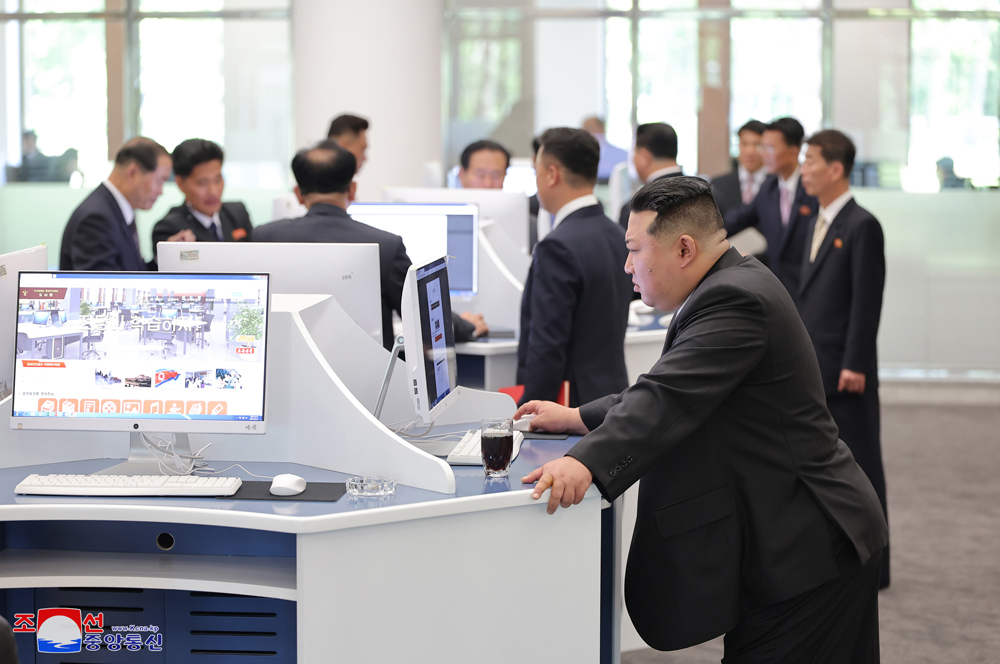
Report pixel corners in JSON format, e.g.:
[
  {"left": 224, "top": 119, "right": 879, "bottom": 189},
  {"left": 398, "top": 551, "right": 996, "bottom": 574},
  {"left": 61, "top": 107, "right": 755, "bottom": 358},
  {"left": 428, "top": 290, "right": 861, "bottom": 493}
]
[
  {"left": 293, "top": 185, "right": 305, "bottom": 205},
  {"left": 678, "top": 234, "right": 698, "bottom": 264}
]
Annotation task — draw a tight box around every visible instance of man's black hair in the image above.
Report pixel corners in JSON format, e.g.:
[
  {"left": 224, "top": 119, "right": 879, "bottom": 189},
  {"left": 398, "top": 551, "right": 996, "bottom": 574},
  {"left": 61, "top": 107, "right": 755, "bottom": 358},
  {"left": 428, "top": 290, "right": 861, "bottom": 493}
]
[
  {"left": 806, "top": 129, "right": 856, "bottom": 179},
  {"left": 172, "top": 139, "right": 224, "bottom": 178},
  {"left": 738, "top": 120, "right": 767, "bottom": 137},
  {"left": 327, "top": 114, "right": 369, "bottom": 139},
  {"left": 537, "top": 127, "right": 599, "bottom": 185},
  {"left": 115, "top": 137, "right": 169, "bottom": 173},
  {"left": 460, "top": 140, "right": 511, "bottom": 170},
  {"left": 629, "top": 175, "right": 723, "bottom": 240},
  {"left": 291, "top": 141, "right": 357, "bottom": 195},
  {"left": 764, "top": 117, "right": 805, "bottom": 148},
  {"left": 635, "top": 123, "right": 678, "bottom": 161}
]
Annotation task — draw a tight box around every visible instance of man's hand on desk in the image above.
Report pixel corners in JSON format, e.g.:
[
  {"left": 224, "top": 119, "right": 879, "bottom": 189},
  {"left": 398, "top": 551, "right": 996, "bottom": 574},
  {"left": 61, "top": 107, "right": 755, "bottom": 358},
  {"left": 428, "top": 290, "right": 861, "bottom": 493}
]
[
  {"left": 459, "top": 311, "right": 489, "bottom": 338},
  {"left": 167, "top": 229, "right": 197, "bottom": 243},
  {"left": 522, "top": 457, "right": 593, "bottom": 515},
  {"left": 513, "top": 400, "right": 588, "bottom": 435},
  {"left": 838, "top": 369, "right": 866, "bottom": 394}
]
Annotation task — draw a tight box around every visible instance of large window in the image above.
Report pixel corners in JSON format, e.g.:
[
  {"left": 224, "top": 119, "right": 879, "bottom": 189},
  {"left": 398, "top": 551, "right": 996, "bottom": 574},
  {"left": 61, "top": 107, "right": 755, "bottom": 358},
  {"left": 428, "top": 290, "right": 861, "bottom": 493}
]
[
  {"left": 445, "top": 1, "right": 1000, "bottom": 191},
  {"left": 1, "top": 2, "right": 290, "bottom": 188}
]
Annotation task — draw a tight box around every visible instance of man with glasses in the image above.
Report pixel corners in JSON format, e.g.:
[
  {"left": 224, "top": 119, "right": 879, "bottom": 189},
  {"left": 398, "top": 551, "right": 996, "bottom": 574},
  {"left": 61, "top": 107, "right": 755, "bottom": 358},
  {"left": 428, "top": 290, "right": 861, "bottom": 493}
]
[
  {"left": 458, "top": 140, "right": 510, "bottom": 189},
  {"left": 723, "top": 117, "right": 817, "bottom": 303},
  {"left": 712, "top": 120, "right": 768, "bottom": 217}
]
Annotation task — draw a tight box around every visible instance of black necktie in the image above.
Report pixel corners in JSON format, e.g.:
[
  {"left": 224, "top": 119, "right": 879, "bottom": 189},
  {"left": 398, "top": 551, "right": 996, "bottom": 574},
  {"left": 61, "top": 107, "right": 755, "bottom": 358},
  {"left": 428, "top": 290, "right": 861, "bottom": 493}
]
[
  {"left": 214, "top": 221, "right": 224, "bottom": 241},
  {"left": 129, "top": 221, "right": 141, "bottom": 252}
]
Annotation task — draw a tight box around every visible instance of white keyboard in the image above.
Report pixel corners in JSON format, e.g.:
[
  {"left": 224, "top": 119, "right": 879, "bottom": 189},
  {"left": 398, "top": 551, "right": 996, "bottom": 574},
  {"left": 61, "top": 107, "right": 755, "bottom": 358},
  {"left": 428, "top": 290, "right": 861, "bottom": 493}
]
[
  {"left": 15, "top": 474, "right": 242, "bottom": 497},
  {"left": 446, "top": 430, "right": 524, "bottom": 466}
]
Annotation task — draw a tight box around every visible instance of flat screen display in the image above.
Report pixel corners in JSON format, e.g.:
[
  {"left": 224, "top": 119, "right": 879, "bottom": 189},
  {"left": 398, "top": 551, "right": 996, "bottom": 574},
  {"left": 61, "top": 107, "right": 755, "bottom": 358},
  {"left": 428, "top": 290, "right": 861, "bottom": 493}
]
[
  {"left": 415, "top": 258, "right": 456, "bottom": 410},
  {"left": 11, "top": 272, "right": 269, "bottom": 426}
]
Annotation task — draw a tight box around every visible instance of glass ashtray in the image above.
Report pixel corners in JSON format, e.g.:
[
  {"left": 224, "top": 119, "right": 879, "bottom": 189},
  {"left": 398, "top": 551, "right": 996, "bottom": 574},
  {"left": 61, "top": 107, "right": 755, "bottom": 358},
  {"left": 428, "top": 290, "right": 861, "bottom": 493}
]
[{"left": 346, "top": 476, "right": 396, "bottom": 497}]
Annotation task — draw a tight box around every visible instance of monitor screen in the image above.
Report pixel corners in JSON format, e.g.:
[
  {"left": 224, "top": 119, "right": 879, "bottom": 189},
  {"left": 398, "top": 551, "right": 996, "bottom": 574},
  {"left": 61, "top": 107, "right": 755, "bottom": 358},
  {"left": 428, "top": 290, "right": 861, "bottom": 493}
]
[
  {"left": 32, "top": 311, "right": 49, "bottom": 326},
  {"left": 11, "top": 272, "right": 269, "bottom": 432},
  {"left": 415, "top": 258, "right": 456, "bottom": 410},
  {"left": 347, "top": 202, "right": 479, "bottom": 297}
]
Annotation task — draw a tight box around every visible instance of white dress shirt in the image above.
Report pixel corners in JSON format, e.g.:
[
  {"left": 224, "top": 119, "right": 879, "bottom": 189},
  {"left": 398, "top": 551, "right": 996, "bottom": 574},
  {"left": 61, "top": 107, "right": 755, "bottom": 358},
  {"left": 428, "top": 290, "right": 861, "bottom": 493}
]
[
  {"left": 188, "top": 205, "right": 224, "bottom": 240},
  {"left": 551, "top": 193, "right": 600, "bottom": 230},
  {"left": 810, "top": 189, "right": 854, "bottom": 262},
  {"left": 103, "top": 179, "right": 135, "bottom": 225},
  {"left": 817, "top": 188, "right": 853, "bottom": 225},
  {"left": 646, "top": 165, "right": 683, "bottom": 183},
  {"left": 739, "top": 165, "right": 767, "bottom": 198}
]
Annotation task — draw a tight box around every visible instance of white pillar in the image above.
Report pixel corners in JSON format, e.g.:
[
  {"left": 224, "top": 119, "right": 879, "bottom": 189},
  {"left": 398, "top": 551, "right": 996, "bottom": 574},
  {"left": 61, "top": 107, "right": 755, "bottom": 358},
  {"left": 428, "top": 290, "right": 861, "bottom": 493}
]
[{"left": 292, "top": 0, "right": 444, "bottom": 200}]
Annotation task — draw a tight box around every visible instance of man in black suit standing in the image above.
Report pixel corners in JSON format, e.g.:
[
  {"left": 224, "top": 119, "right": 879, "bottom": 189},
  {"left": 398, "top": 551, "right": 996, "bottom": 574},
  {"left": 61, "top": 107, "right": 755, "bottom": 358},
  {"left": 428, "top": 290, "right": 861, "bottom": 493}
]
[
  {"left": 152, "top": 139, "right": 254, "bottom": 249},
  {"left": 253, "top": 142, "right": 408, "bottom": 350},
  {"left": 518, "top": 176, "right": 887, "bottom": 661},
  {"left": 712, "top": 119, "right": 768, "bottom": 217},
  {"left": 618, "top": 122, "right": 684, "bottom": 230},
  {"left": 517, "top": 128, "right": 632, "bottom": 406},
  {"left": 724, "top": 117, "right": 817, "bottom": 302},
  {"left": 60, "top": 137, "right": 193, "bottom": 271},
  {"left": 327, "top": 114, "right": 370, "bottom": 172},
  {"left": 799, "top": 129, "right": 889, "bottom": 589}
]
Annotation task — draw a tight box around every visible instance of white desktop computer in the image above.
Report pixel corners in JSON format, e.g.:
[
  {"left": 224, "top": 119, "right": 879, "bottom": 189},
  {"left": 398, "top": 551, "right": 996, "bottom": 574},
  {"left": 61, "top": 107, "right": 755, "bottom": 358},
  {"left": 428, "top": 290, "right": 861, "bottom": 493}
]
[
  {"left": 10, "top": 271, "right": 270, "bottom": 478},
  {"left": 0, "top": 245, "right": 48, "bottom": 401},
  {"left": 347, "top": 202, "right": 479, "bottom": 297},
  {"left": 157, "top": 241, "right": 383, "bottom": 346}
]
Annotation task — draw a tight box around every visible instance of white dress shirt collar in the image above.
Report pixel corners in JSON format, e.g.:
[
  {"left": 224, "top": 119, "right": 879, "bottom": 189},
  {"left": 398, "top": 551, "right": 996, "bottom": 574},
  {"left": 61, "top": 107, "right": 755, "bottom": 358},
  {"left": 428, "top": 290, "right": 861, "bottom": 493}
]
[
  {"left": 739, "top": 165, "right": 767, "bottom": 194},
  {"left": 187, "top": 205, "right": 222, "bottom": 232},
  {"left": 818, "top": 188, "right": 854, "bottom": 224},
  {"left": 646, "top": 165, "right": 683, "bottom": 183},
  {"left": 777, "top": 166, "right": 801, "bottom": 197},
  {"left": 552, "top": 193, "right": 600, "bottom": 230},
  {"left": 103, "top": 179, "right": 135, "bottom": 225}
]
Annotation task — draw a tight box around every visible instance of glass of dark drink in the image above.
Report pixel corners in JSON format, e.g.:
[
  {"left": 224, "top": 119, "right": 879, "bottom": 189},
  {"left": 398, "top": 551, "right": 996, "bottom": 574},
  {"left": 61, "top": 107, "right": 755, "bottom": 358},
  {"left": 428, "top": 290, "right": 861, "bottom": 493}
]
[{"left": 480, "top": 417, "right": 514, "bottom": 477}]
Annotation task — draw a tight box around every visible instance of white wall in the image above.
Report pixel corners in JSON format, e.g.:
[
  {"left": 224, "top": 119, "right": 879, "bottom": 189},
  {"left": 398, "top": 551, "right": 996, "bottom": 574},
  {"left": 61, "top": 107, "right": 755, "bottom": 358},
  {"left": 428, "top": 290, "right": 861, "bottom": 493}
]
[{"left": 292, "top": 0, "right": 444, "bottom": 201}]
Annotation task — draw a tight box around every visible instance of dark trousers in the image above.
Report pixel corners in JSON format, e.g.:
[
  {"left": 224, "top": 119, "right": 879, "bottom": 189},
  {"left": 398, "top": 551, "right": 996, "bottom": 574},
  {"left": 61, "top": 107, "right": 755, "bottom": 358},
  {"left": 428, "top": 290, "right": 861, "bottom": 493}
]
[
  {"left": 827, "top": 387, "right": 890, "bottom": 587},
  {"left": 723, "top": 539, "right": 882, "bottom": 664}
]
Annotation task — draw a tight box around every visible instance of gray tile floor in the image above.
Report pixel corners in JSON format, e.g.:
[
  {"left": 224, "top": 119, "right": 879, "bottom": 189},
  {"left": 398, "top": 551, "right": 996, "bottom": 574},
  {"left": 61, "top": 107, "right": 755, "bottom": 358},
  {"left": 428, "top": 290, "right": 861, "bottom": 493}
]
[{"left": 622, "top": 403, "right": 1000, "bottom": 664}]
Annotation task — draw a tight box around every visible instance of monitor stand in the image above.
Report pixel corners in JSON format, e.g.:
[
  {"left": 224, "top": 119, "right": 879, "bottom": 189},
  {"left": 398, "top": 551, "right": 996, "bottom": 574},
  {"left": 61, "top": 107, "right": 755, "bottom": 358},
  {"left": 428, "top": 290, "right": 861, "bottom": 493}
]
[{"left": 92, "top": 432, "right": 193, "bottom": 476}]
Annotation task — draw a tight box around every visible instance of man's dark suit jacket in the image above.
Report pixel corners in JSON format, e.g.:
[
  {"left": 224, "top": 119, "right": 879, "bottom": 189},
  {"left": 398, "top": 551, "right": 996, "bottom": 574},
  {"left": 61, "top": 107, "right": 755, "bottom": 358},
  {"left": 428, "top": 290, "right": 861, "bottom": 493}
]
[
  {"left": 59, "top": 183, "right": 151, "bottom": 271},
  {"left": 723, "top": 174, "right": 817, "bottom": 300},
  {"left": 711, "top": 170, "right": 743, "bottom": 218},
  {"left": 569, "top": 247, "right": 887, "bottom": 652},
  {"left": 152, "top": 202, "right": 254, "bottom": 248},
  {"left": 798, "top": 198, "right": 888, "bottom": 581},
  {"left": 253, "top": 203, "right": 410, "bottom": 350},
  {"left": 618, "top": 171, "right": 684, "bottom": 230},
  {"left": 517, "top": 202, "right": 632, "bottom": 406}
]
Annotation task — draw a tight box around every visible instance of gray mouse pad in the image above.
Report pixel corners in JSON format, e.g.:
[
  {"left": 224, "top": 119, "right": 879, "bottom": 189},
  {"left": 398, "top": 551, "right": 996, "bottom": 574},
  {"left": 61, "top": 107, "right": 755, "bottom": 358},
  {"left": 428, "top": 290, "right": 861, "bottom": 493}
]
[{"left": 219, "top": 481, "right": 347, "bottom": 502}]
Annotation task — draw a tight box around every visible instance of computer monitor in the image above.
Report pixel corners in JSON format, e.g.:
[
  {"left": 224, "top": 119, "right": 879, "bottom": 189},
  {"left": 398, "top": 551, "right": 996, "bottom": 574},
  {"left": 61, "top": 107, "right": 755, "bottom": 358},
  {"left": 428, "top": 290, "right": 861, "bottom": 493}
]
[
  {"left": 32, "top": 311, "right": 49, "bottom": 325},
  {"left": 347, "top": 202, "right": 479, "bottom": 297},
  {"left": 383, "top": 187, "right": 530, "bottom": 256},
  {"left": 157, "top": 242, "right": 384, "bottom": 346},
  {"left": 10, "top": 271, "right": 270, "bottom": 435},
  {"left": 161, "top": 308, "right": 178, "bottom": 319},
  {"left": 0, "top": 245, "right": 48, "bottom": 401},
  {"left": 401, "top": 257, "right": 460, "bottom": 423}
]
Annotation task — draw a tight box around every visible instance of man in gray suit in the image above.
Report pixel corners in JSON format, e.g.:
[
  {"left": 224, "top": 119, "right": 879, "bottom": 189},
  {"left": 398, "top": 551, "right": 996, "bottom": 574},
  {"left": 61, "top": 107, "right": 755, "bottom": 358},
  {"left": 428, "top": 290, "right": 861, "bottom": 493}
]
[{"left": 518, "top": 176, "right": 887, "bottom": 661}]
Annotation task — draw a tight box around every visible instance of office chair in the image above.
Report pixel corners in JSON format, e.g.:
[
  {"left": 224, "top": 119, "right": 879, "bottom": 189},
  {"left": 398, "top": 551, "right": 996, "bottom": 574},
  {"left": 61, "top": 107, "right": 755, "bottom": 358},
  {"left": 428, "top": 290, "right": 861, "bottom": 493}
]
[
  {"left": 81, "top": 327, "right": 105, "bottom": 360},
  {"left": 194, "top": 313, "right": 214, "bottom": 349},
  {"left": 147, "top": 323, "right": 177, "bottom": 359},
  {"left": 16, "top": 332, "right": 44, "bottom": 358},
  {"left": 121, "top": 309, "right": 133, "bottom": 331}
]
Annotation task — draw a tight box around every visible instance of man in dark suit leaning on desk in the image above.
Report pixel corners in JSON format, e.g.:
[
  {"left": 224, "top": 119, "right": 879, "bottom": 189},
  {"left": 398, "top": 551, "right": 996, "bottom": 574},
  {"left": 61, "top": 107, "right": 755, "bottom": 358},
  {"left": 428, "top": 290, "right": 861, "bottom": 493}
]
[
  {"left": 517, "top": 127, "right": 633, "bottom": 406},
  {"left": 799, "top": 129, "right": 889, "bottom": 589},
  {"left": 152, "top": 138, "right": 254, "bottom": 248},
  {"left": 724, "top": 117, "right": 817, "bottom": 302},
  {"left": 60, "top": 137, "right": 194, "bottom": 271},
  {"left": 518, "top": 176, "right": 887, "bottom": 661}
]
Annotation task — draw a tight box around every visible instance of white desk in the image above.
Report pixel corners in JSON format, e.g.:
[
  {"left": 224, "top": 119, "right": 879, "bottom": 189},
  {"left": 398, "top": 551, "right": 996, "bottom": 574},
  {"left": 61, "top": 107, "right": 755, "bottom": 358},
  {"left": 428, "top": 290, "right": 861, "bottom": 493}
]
[{"left": 0, "top": 435, "right": 611, "bottom": 663}]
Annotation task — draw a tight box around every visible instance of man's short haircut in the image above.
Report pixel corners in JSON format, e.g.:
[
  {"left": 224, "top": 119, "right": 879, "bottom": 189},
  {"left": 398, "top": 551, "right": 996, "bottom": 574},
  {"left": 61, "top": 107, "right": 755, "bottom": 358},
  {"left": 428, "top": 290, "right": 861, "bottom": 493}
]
[
  {"left": 537, "top": 127, "right": 600, "bottom": 186},
  {"left": 172, "top": 139, "right": 224, "bottom": 178},
  {"left": 460, "top": 140, "right": 511, "bottom": 170},
  {"left": 738, "top": 120, "right": 767, "bottom": 137},
  {"left": 291, "top": 141, "right": 357, "bottom": 195},
  {"left": 532, "top": 136, "right": 541, "bottom": 156},
  {"left": 635, "top": 123, "right": 678, "bottom": 161},
  {"left": 115, "top": 137, "right": 169, "bottom": 173},
  {"left": 806, "top": 129, "right": 856, "bottom": 179},
  {"left": 629, "top": 175, "right": 724, "bottom": 241},
  {"left": 764, "top": 117, "right": 805, "bottom": 148},
  {"left": 327, "top": 114, "right": 369, "bottom": 139}
]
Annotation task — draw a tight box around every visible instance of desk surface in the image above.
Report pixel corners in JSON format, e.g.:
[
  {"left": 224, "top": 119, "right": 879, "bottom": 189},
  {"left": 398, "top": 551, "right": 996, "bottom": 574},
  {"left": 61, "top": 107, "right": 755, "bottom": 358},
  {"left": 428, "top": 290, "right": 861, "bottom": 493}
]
[{"left": 0, "top": 432, "right": 585, "bottom": 535}]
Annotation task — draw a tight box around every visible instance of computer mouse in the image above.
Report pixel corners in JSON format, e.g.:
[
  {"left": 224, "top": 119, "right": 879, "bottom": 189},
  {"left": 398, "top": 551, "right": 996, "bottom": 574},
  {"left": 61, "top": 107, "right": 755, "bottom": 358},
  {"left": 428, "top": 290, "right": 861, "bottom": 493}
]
[
  {"left": 513, "top": 413, "right": 537, "bottom": 432},
  {"left": 269, "top": 474, "right": 307, "bottom": 496}
]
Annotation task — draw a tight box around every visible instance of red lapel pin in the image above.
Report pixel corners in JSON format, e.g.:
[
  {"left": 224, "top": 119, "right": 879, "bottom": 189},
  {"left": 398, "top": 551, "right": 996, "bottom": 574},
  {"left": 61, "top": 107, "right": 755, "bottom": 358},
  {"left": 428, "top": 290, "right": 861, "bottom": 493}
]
[
  {"left": 799, "top": 205, "right": 812, "bottom": 216},
  {"left": 833, "top": 238, "right": 843, "bottom": 249}
]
